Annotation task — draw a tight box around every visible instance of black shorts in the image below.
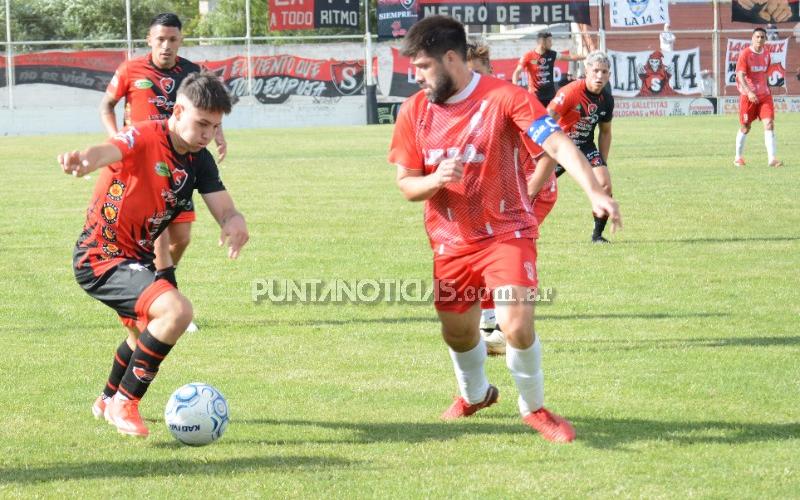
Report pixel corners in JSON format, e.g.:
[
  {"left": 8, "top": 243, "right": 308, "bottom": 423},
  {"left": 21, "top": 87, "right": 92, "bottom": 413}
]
[
  {"left": 555, "top": 143, "right": 607, "bottom": 177},
  {"left": 73, "top": 247, "right": 175, "bottom": 331}
]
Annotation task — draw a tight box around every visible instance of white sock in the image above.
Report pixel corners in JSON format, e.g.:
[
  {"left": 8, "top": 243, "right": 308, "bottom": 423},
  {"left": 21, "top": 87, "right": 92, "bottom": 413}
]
[
  {"left": 448, "top": 338, "right": 490, "bottom": 404},
  {"left": 735, "top": 130, "right": 747, "bottom": 159},
  {"left": 764, "top": 130, "right": 776, "bottom": 163},
  {"left": 506, "top": 336, "right": 544, "bottom": 416}
]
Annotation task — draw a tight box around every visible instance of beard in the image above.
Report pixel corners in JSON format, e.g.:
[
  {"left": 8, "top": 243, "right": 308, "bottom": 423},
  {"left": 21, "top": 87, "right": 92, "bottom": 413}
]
[{"left": 423, "top": 71, "right": 458, "bottom": 104}]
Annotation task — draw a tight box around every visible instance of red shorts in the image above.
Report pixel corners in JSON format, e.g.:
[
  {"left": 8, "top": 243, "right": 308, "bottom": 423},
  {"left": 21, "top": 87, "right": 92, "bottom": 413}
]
[
  {"left": 739, "top": 94, "right": 774, "bottom": 126},
  {"left": 172, "top": 210, "right": 196, "bottom": 224},
  {"left": 435, "top": 238, "right": 538, "bottom": 313}
]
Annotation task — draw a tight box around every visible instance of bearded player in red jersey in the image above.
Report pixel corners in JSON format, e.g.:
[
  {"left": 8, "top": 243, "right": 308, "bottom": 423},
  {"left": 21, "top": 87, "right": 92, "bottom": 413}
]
[
  {"left": 100, "top": 13, "right": 229, "bottom": 315},
  {"left": 62, "top": 73, "right": 248, "bottom": 437},
  {"left": 389, "top": 16, "right": 621, "bottom": 443},
  {"left": 734, "top": 27, "right": 783, "bottom": 168},
  {"left": 544, "top": 51, "right": 615, "bottom": 243}
]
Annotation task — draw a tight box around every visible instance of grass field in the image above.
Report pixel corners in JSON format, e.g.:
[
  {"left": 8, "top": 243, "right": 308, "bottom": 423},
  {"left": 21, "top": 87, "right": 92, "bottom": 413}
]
[{"left": 1, "top": 114, "right": 799, "bottom": 498}]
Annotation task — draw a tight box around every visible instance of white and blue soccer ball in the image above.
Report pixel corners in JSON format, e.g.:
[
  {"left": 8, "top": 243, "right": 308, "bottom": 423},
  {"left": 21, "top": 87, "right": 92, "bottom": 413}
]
[{"left": 164, "top": 382, "right": 229, "bottom": 446}]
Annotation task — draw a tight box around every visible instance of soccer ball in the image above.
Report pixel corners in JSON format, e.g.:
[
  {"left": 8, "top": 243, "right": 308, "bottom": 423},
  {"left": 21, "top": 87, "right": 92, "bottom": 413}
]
[{"left": 164, "top": 382, "right": 229, "bottom": 446}]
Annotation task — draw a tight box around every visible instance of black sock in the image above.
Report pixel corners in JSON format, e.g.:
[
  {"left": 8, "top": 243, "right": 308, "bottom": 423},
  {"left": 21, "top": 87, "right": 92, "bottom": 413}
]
[
  {"left": 102, "top": 340, "right": 134, "bottom": 398},
  {"left": 554, "top": 165, "right": 566, "bottom": 178},
  {"left": 592, "top": 214, "right": 608, "bottom": 239},
  {"left": 117, "top": 329, "right": 173, "bottom": 400}
]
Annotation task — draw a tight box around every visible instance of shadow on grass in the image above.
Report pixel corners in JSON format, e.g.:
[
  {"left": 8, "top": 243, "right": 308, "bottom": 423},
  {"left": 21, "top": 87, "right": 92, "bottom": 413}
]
[
  {"left": 617, "top": 235, "right": 800, "bottom": 245},
  {"left": 0, "top": 454, "right": 356, "bottom": 484},
  {"left": 549, "top": 334, "right": 800, "bottom": 353},
  {"left": 233, "top": 416, "right": 799, "bottom": 450},
  {"left": 538, "top": 312, "right": 728, "bottom": 321}
]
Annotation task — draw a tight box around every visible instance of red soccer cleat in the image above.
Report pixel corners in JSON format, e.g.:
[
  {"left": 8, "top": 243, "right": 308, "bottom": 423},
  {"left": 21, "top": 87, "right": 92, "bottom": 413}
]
[
  {"left": 441, "top": 385, "right": 499, "bottom": 421},
  {"left": 92, "top": 394, "right": 110, "bottom": 420},
  {"left": 733, "top": 158, "right": 746, "bottom": 168},
  {"left": 523, "top": 407, "right": 576, "bottom": 443},
  {"left": 107, "top": 397, "right": 149, "bottom": 437}
]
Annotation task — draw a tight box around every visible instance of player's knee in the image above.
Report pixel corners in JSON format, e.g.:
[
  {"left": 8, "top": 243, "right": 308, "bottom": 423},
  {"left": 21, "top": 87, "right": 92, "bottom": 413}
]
[
  {"left": 764, "top": 121, "right": 774, "bottom": 131},
  {"left": 152, "top": 292, "right": 193, "bottom": 331},
  {"left": 170, "top": 233, "right": 191, "bottom": 251}
]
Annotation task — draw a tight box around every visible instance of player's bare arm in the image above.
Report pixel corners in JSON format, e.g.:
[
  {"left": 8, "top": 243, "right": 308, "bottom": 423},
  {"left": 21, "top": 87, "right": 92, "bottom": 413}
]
[
  {"left": 526, "top": 155, "right": 556, "bottom": 199},
  {"left": 541, "top": 132, "right": 622, "bottom": 231},
  {"left": 598, "top": 121, "right": 612, "bottom": 162},
  {"left": 154, "top": 231, "right": 174, "bottom": 270},
  {"left": 557, "top": 52, "right": 585, "bottom": 62},
  {"left": 201, "top": 190, "right": 249, "bottom": 259},
  {"left": 511, "top": 64, "right": 524, "bottom": 85},
  {"left": 99, "top": 93, "right": 121, "bottom": 137},
  {"left": 58, "top": 143, "right": 123, "bottom": 177},
  {"left": 214, "top": 126, "right": 228, "bottom": 163},
  {"left": 396, "top": 159, "right": 463, "bottom": 202},
  {"left": 737, "top": 71, "right": 758, "bottom": 103}
]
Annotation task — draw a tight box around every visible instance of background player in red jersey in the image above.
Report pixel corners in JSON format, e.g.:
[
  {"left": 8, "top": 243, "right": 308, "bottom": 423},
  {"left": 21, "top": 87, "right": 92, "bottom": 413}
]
[
  {"left": 100, "top": 13, "right": 229, "bottom": 313},
  {"left": 61, "top": 73, "right": 248, "bottom": 438},
  {"left": 544, "top": 51, "right": 615, "bottom": 243},
  {"left": 389, "top": 16, "right": 621, "bottom": 443},
  {"left": 512, "top": 31, "right": 585, "bottom": 107},
  {"left": 734, "top": 28, "right": 783, "bottom": 168}
]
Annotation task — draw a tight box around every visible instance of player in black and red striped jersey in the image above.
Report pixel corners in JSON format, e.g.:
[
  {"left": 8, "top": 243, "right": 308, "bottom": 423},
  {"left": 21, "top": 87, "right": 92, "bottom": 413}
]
[
  {"left": 544, "top": 51, "right": 616, "bottom": 243},
  {"left": 100, "top": 13, "right": 228, "bottom": 307},
  {"left": 63, "top": 72, "right": 248, "bottom": 438}
]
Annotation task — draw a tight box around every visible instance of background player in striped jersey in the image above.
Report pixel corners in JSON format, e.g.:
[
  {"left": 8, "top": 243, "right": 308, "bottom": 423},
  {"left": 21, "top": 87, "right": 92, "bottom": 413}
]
[
  {"left": 734, "top": 27, "right": 783, "bottom": 168},
  {"left": 64, "top": 72, "right": 248, "bottom": 437},
  {"left": 100, "top": 13, "right": 229, "bottom": 316},
  {"left": 545, "top": 51, "right": 615, "bottom": 243},
  {"left": 512, "top": 31, "right": 585, "bottom": 107},
  {"left": 390, "top": 16, "right": 621, "bottom": 443}
]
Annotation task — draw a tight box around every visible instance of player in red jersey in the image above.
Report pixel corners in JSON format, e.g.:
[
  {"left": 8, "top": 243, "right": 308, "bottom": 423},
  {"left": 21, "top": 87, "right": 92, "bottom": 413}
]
[
  {"left": 544, "top": 51, "right": 615, "bottom": 243},
  {"left": 467, "top": 41, "right": 558, "bottom": 356},
  {"left": 512, "top": 31, "right": 585, "bottom": 107},
  {"left": 62, "top": 72, "right": 248, "bottom": 437},
  {"left": 100, "top": 13, "right": 229, "bottom": 305},
  {"left": 734, "top": 27, "right": 783, "bottom": 168},
  {"left": 390, "top": 16, "right": 621, "bottom": 443}
]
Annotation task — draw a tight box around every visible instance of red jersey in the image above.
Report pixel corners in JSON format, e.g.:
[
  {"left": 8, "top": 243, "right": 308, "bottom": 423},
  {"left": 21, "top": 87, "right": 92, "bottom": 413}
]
[
  {"left": 388, "top": 74, "right": 548, "bottom": 256},
  {"left": 106, "top": 55, "right": 201, "bottom": 125},
  {"left": 736, "top": 47, "right": 771, "bottom": 99},
  {"left": 75, "top": 120, "right": 225, "bottom": 275},
  {"left": 548, "top": 80, "right": 614, "bottom": 147}
]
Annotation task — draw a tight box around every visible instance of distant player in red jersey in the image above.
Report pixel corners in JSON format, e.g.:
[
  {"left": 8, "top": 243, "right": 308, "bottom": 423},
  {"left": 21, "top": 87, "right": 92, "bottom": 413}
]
[
  {"left": 544, "top": 51, "right": 615, "bottom": 243},
  {"left": 100, "top": 13, "right": 229, "bottom": 307},
  {"left": 512, "top": 31, "right": 585, "bottom": 107},
  {"left": 734, "top": 27, "right": 783, "bottom": 168},
  {"left": 467, "top": 41, "right": 558, "bottom": 356},
  {"left": 389, "top": 16, "right": 621, "bottom": 443},
  {"left": 62, "top": 72, "right": 248, "bottom": 438}
]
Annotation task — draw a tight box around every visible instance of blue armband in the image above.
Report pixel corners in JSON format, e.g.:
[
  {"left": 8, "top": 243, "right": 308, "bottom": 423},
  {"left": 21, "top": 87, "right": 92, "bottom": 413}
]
[{"left": 527, "top": 115, "right": 561, "bottom": 145}]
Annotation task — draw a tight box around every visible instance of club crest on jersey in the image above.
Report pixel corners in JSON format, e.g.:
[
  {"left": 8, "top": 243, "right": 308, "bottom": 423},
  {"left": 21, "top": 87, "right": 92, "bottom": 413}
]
[
  {"left": 102, "top": 243, "right": 121, "bottom": 258},
  {"left": 132, "top": 366, "right": 156, "bottom": 383},
  {"left": 113, "top": 127, "right": 139, "bottom": 149},
  {"left": 588, "top": 103, "right": 598, "bottom": 115},
  {"left": 107, "top": 180, "right": 126, "bottom": 201},
  {"left": 330, "top": 61, "right": 364, "bottom": 96},
  {"left": 101, "top": 225, "right": 117, "bottom": 242},
  {"left": 134, "top": 79, "right": 153, "bottom": 89},
  {"left": 159, "top": 77, "right": 175, "bottom": 94},
  {"left": 101, "top": 202, "right": 119, "bottom": 224},
  {"left": 154, "top": 162, "right": 170, "bottom": 177},
  {"left": 170, "top": 168, "right": 188, "bottom": 192}
]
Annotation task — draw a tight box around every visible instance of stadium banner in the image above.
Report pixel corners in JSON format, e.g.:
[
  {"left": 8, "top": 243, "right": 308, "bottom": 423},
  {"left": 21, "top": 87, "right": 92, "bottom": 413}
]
[
  {"left": 378, "top": 0, "right": 420, "bottom": 39},
  {"left": 418, "top": 0, "right": 591, "bottom": 25},
  {"left": 613, "top": 97, "right": 717, "bottom": 117},
  {"left": 0, "top": 50, "right": 123, "bottom": 91},
  {"left": 610, "top": 0, "right": 669, "bottom": 27},
  {"left": 377, "top": 101, "right": 404, "bottom": 123},
  {"left": 201, "top": 55, "right": 373, "bottom": 104},
  {"left": 388, "top": 47, "right": 565, "bottom": 97},
  {"left": 719, "top": 95, "right": 800, "bottom": 113},
  {"left": 725, "top": 38, "right": 788, "bottom": 88},
  {"left": 608, "top": 47, "right": 702, "bottom": 97},
  {"left": 731, "top": 0, "right": 799, "bottom": 23},
  {"left": 269, "top": 0, "right": 359, "bottom": 30}
]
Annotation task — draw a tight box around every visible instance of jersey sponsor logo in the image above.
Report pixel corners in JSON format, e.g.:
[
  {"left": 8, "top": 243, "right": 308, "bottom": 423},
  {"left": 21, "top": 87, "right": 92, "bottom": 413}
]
[
  {"left": 170, "top": 168, "right": 189, "bottom": 191},
  {"left": 101, "top": 202, "right": 119, "bottom": 224},
  {"left": 148, "top": 95, "right": 174, "bottom": 111},
  {"left": 132, "top": 366, "right": 156, "bottom": 383},
  {"left": 134, "top": 79, "right": 153, "bottom": 90},
  {"left": 330, "top": 61, "right": 364, "bottom": 96},
  {"left": 528, "top": 116, "right": 561, "bottom": 145},
  {"left": 113, "top": 127, "right": 139, "bottom": 149},
  {"left": 159, "top": 77, "right": 176, "bottom": 94},
  {"left": 102, "top": 243, "right": 121, "bottom": 258},
  {"left": 423, "top": 145, "right": 485, "bottom": 165},
  {"left": 154, "top": 162, "right": 170, "bottom": 177},
  {"left": 750, "top": 65, "right": 767, "bottom": 72},
  {"left": 101, "top": 225, "right": 117, "bottom": 242},
  {"left": 107, "top": 180, "right": 125, "bottom": 201},
  {"left": 162, "top": 188, "right": 177, "bottom": 208}
]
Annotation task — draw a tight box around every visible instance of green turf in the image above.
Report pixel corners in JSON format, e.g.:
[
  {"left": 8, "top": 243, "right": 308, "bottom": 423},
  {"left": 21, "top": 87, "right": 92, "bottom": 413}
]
[{"left": 1, "top": 114, "right": 798, "bottom": 498}]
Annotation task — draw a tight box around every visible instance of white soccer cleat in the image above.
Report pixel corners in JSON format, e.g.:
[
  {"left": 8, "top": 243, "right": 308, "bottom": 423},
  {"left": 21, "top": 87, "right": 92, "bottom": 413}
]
[
  {"left": 482, "top": 329, "right": 506, "bottom": 356},
  {"left": 479, "top": 308, "right": 497, "bottom": 332},
  {"left": 185, "top": 321, "right": 199, "bottom": 333}
]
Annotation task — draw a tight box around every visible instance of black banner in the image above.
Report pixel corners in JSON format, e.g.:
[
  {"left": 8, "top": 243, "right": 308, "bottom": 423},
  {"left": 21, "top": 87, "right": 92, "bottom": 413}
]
[
  {"left": 419, "top": 0, "right": 591, "bottom": 25},
  {"left": 315, "top": 0, "right": 360, "bottom": 28},
  {"left": 378, "top": 0, "right": 420, "bottom": 39},
  {"left": 731, "top": 0, "right": 799, "bottom": 23}
]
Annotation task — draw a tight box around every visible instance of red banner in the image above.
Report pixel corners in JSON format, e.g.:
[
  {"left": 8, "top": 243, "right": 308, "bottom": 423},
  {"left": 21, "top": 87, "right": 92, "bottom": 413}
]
[{"left": 269, "top": 0, "right": 315, "bottom": 30}]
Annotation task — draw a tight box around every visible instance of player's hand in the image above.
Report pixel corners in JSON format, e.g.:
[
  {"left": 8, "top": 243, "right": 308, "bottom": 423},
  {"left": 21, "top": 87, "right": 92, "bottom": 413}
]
[
  {"left": 436, "top": 158, "right": 464, "bottom": 186},
  {"left": 215, "top": 137, "right": 227, "bottom": 163},
  {"left": 760, "top": 0, "right": 791, "bottom": 21},
  {"left": 747, "top": 90, "right": 758, "bottom": 103},
  {"left": 219, "top": 213, "right": 249, "bottom": 259},
  {"left": 58, "top": 150, "right": 90, "bottom": 177},
  {"left": 590, "top": 193, "right": 623, "bottom": 233},
  {"left": 737, "top": 0, "right": 764, "bottom": 9}
]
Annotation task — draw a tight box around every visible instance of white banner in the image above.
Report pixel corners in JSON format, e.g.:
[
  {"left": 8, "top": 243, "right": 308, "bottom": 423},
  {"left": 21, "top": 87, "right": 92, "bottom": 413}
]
[
  {"left": 613, "top": 97, "right": 716, "bottom": 117},
  {"left": 608, "top": 47, "right": 702, "bottom": 97},
  {"left": 720, "top": 95, "right": 800, "bottom": 114},
  {"left": 725, "top": 38, "right": 788, "bottom": 89},
  {"left": 610, "top": 0, "right": 669, "bottom": 27}
]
